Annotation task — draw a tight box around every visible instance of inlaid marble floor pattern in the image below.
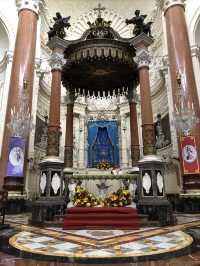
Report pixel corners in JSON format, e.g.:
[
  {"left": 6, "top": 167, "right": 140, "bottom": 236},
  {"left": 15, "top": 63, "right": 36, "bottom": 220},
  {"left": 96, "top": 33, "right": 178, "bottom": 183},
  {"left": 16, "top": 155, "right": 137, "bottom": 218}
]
[
  {"left": 4, "top": 213, "right": 200, "bottom": 261},
  {"left": 9, "top": 230, "right": 192, "bottom": 259}
]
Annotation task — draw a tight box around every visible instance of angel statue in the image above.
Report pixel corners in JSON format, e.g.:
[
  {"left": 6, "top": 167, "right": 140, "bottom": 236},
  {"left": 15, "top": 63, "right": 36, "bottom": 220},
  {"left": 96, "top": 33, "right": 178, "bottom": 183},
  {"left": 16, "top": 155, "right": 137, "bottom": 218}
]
[
  {"left": 48, "top": 12, "right": 71, "bottom": 40},
  {"left": 125, "top": 10, "right": 153, "bottom": 38}
]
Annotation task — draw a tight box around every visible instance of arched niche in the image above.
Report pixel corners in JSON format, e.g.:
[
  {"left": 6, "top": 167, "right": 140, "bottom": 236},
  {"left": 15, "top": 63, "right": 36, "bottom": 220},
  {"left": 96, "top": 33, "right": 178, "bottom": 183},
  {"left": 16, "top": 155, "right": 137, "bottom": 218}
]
[
  {"left": 195, "top": 16, "right": 200, "bottom": 46},
  {"left": 0, "top": 19, "right": 9, "bottom": 61}
]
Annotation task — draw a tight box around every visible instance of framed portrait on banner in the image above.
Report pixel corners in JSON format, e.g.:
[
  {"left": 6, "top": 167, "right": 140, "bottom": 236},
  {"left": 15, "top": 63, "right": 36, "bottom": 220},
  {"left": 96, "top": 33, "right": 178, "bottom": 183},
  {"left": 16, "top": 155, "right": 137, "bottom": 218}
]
[
  {"left": 6, "top": 136, "right": 25, "bottom": 177},
  {"left": 180, "top": 136, "right": 200, "bottom": 175}
]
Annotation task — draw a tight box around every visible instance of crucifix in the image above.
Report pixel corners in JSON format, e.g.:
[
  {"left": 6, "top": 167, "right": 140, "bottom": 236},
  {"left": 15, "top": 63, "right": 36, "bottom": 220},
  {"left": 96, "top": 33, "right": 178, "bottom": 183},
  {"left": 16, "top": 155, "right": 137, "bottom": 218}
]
[{"left": 93, "top": 3, "right": 106, "bottom": 18}]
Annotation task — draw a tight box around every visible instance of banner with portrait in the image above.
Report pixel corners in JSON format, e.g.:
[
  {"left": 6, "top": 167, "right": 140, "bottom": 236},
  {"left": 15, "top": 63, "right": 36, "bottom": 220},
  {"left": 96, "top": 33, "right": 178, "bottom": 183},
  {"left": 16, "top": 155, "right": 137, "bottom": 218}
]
[
  {"left": 180, "top": 136, "right": 200, "bottom": 175},
  {"left": 6, "top": 136, "right": 25, "bottom": 177}
]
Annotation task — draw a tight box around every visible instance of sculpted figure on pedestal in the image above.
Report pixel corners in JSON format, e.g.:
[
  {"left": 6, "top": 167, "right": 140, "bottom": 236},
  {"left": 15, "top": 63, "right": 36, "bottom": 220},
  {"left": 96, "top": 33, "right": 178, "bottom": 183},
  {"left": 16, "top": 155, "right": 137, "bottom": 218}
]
[
  {"left": 126, "top": 10, "right": 153, "bottom": 38},
  {"left": 48, "top": 12, "right": 71, "bottom": 40}
]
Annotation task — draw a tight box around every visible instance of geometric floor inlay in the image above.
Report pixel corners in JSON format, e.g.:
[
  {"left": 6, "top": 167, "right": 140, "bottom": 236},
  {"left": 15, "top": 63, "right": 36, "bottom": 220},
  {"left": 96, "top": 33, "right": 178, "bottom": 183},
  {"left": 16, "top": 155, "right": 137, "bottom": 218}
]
[{"left": 9, "top": 230, "right": 193, "bottom": 258}]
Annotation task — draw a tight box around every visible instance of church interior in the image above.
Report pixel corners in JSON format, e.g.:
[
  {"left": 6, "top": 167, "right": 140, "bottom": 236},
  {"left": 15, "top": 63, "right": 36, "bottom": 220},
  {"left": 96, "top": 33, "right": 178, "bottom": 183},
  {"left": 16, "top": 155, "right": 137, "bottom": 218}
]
[{"left": 1, "top": 0, "right": 200, "bottom": 265}]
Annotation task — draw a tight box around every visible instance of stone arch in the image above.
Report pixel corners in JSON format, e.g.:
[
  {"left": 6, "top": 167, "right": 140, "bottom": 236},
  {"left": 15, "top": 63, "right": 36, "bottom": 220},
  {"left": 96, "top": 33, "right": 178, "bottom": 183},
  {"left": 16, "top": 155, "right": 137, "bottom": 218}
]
[
  {"left": 0, "top": 11, "right": 15, "bottom": 58},
  {"left": 194, "top": 15, "right": 200, "bottom": 46},
  {"left": 188, "top": 5, "right": 200, "bottom": 45},
  {"left": 0, "top": 22, "right": 9, "bottom": 60},
  {"left": 0, "top": 15, "right": 10, "bottom": 83}
]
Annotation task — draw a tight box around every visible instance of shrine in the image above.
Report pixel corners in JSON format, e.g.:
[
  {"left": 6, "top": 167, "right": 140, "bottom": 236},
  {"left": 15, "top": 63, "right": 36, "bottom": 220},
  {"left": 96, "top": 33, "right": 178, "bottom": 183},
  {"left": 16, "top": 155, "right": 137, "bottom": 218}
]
[{"left": 0, "top": 0, "right": 200, "bottom": 265}]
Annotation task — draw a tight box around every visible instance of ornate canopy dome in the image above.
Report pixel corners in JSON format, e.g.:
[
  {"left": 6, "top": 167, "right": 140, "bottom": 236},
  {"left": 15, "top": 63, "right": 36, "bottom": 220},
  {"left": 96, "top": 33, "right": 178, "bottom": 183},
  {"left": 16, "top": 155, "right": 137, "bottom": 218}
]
[{"left": 61, "top": 4, "right": 139, "bottom": 97}]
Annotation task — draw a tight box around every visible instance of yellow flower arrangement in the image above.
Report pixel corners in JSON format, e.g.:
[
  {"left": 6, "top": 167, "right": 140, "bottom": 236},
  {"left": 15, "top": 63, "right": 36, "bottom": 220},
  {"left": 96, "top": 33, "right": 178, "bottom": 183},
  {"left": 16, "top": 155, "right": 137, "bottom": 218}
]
[
  {"left": 73, "top": 186, "right": 100, "bottom": 207},
  {"left": 97, "top": 160, "right": 112, "bottom": 170},
  {"left": 103, "top": 187, "right": 131, "bottom": 207},
  {"left": 72, "top": 185, "right": 131, "bottom": 208}
]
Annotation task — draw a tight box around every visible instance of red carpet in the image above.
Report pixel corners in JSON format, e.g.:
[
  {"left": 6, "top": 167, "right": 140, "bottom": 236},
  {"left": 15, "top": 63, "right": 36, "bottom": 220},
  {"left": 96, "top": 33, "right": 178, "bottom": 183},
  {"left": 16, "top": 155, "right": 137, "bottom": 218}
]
[{"left": 63, "top": 207, "right": 140, "bottom": 230}]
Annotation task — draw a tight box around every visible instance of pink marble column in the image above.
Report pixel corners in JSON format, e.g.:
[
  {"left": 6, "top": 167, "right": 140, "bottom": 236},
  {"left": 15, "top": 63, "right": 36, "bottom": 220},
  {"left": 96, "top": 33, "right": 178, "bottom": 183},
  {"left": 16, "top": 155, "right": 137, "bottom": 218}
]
[
  {"left": 47, "top": 51, "right": 65, "bottom": 157},
  {"left": 0, "top": 1, "right": 40, "bottom": 190},
  {"left": 164, "top": 0, "right": 200, "bottom": 189},
  {"left": 64, "top": 94, "right": 74, "bottom": 169},
  {"left": 132, "top": 34, "right": 155, "bottom": 156},
  {"left": 128, "top": 92, "right": 140, "bottom": 165}
]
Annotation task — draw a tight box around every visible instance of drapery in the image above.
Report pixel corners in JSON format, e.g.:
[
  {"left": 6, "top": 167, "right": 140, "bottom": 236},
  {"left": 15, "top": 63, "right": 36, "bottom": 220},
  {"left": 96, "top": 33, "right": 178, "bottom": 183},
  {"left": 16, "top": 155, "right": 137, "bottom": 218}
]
[{"left": 88, "top": 121, "right": 119, "bottom": 167}]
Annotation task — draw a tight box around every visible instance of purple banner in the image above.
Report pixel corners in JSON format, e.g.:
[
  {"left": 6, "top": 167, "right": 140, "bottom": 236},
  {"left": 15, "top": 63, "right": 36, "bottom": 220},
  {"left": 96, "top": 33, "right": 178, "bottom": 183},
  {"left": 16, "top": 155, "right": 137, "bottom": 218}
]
[{"left": 6, "top": 137, "right": 25, "bottom": 177}]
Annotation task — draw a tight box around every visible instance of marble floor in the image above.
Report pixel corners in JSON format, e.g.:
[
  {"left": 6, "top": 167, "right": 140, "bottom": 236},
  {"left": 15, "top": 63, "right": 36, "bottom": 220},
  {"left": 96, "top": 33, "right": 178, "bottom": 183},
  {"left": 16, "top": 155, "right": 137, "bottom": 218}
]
[
  {"left": 1, "top": 250, "right": 200, "bottom": 265},
  {"left": 9, "top": 230, "right": 192, "bottom": 259},
  {"left": 2, "top": 213, "right": 200, "bottom": 264}
]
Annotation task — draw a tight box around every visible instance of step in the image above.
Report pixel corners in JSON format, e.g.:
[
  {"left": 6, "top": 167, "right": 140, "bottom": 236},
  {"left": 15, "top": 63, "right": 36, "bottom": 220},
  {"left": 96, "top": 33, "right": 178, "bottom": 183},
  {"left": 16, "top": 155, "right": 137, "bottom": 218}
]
[
  {"left": 63, "top": 219, "right": 140, "bottom": 226},
  {"left": 64, "top": 213, "right": 139, "bottom": 220},
  {"left": 66, "top": 207, "right": 138, "bottom": 214}
]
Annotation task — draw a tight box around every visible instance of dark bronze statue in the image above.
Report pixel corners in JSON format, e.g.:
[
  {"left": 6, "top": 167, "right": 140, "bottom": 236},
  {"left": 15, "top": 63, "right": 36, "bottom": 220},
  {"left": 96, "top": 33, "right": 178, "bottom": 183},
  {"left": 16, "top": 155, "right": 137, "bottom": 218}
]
[
  {"left": 48, "top": 12, "right": 71, "bottom": 40},
  {"left": 126, "top": 10, "right": 153, "bottom": 38}
]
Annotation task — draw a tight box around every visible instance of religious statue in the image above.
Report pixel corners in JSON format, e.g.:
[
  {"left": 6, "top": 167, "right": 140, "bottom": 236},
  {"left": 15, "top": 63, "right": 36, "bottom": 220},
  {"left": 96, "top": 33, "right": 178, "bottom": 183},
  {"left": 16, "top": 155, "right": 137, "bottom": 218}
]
[
  {"left": 96, "top": 180, "right": 110, "bottom": 199},
  {"left": 155, "top": 113, "right": 169, "bottom": 149},
  {"left": 48, "top": 12, "right": 71, "bottom": 40},
  {"left": 67, "top": 181, "right": 76, "bottom": 208},
  {"left": 125, "top": 10, "right": 153, "bottom": 38}
]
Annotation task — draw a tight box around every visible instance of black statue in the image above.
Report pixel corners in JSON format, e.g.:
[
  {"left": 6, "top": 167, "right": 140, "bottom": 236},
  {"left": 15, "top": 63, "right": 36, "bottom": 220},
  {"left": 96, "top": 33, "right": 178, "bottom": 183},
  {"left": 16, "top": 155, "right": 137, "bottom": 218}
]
[
  {"left": 48, "top": 12, "right": 71, "bottom": 40},
  {"left": 126, "top": 10, "right": 153, "bottom": 38}
]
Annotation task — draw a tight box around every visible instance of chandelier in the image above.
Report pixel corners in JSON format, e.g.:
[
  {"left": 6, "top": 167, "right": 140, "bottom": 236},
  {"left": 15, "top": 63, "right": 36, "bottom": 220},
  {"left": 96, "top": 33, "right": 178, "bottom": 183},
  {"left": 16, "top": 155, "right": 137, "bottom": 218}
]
[
  {"left": 7, "top": 80, "right": 34, "bottom": 139},
  {"left": 172, "top": 72, "right": 199, "bottom": 136}
]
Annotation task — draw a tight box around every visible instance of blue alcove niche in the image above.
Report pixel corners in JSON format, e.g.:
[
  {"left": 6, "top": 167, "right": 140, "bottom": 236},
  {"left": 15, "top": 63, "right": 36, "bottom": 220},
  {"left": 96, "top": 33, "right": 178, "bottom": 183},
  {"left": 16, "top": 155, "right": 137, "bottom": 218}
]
[{"left": 87, "top": 120, "right": 119, "bottom": 167}]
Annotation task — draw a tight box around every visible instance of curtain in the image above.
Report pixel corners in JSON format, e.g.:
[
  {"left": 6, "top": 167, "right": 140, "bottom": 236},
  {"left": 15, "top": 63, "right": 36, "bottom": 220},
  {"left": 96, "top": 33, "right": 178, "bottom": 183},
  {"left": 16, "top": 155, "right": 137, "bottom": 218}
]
[{"left": 87, "top": 121, "right": 119, "bottom": 167}]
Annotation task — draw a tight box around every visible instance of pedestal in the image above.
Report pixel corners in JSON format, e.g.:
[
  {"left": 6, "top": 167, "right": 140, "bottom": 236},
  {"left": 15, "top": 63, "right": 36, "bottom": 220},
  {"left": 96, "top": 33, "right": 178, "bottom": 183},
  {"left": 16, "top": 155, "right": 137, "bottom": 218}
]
[
  {"left": 137, "top": 155, "right": 174, "bottom": 226},
  {"left": 30, "top": 157, "right": 65, "bottom": 225}
]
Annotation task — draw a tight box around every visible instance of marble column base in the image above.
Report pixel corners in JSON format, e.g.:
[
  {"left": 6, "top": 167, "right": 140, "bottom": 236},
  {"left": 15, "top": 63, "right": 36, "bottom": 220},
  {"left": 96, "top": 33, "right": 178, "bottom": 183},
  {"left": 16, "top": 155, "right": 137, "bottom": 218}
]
[
  {"left": 30, "top": 156, "right": 65, "bottom": 225},
  {"left": 137, "top": 155, "right": 174, "bottom": 226}
]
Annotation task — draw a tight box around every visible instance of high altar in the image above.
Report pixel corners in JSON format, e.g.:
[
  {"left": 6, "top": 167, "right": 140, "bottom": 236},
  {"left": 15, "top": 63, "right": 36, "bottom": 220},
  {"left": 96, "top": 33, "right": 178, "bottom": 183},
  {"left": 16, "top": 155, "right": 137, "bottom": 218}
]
[{"left": 29, "top": 4, "right": 174, "bottom": 227}]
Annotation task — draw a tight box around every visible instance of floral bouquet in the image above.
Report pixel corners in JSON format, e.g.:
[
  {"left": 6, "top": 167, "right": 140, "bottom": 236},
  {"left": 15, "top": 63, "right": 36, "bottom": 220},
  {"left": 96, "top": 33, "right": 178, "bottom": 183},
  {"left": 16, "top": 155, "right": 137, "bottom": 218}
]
[
  {"left": 103, "top": 187, "right": 131, "bottom": 207},
  {"left": 73, "top": 185, "right": 99, "bottom": 207},
  {"left": 97, "top": 160, "right": 112, "bottom": 170}
]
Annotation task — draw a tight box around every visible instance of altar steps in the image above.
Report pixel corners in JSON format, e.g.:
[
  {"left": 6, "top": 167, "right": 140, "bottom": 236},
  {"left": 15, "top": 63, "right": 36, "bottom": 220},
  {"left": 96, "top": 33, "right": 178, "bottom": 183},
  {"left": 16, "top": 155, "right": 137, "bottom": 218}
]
[{"left": 63, "top": 207, "right": 140, "bottom": 230}]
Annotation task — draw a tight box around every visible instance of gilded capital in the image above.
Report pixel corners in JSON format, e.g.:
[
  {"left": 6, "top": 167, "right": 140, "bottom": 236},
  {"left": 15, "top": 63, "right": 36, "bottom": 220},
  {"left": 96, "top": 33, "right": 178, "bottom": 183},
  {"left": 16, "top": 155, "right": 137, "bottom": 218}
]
[
  {"left": 135, "top": 48, "right": 151, "bottom": 69},
  {"left": 50, "top": 52, "right": 65, "bottom": 71}
]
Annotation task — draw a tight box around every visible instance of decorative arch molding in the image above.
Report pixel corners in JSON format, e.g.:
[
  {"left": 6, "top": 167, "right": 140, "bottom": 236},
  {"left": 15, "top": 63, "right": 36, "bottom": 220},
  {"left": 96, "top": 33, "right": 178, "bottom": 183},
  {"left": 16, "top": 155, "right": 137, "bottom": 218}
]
[
  {"left": 188, "top": 5, "right": 200, "bottom": 45},
  {"left": 0, "top": 13, "right": 16, "bottom": 157},
  {"left": 0, "top": 11, "right": 15, "bottom": 52},
  {"left": 66, "top": 8, "right": 132, "bottom": 40}
]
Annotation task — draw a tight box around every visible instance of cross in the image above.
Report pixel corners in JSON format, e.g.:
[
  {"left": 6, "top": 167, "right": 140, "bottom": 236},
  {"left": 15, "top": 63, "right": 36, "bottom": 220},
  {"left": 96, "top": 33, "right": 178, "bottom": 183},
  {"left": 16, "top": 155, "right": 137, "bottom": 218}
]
[{"left": 93, "top": 3, "right": 106, "bottom": 18}]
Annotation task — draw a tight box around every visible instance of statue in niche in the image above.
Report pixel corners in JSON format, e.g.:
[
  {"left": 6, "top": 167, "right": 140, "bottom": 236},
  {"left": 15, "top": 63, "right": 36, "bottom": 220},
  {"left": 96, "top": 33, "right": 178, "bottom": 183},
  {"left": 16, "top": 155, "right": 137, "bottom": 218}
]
[
  {"left": 48, "top": 12, "right": 71, "bottom": 40},
  {"left": 125, "top": 10, "right": 153, "bottom": 38},
  {"left": 155, "top": 113, "right": 169, "bottom": 149}
]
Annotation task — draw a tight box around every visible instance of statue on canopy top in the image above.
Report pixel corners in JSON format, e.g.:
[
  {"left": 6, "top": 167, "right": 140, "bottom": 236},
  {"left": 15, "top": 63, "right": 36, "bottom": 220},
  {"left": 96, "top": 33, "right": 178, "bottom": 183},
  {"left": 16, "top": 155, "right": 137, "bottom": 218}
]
[
  {"left": 125, "top": 10, "right": 153, "bottom": 38},
  {"left": 48, "top": 12, "right": 71, "bottom": 40}
]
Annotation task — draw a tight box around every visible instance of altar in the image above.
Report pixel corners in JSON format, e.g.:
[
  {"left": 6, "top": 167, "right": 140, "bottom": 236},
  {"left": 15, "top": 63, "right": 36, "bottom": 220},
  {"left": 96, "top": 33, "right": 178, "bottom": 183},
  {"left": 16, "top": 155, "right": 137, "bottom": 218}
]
[
  {"left": 31, "top": 4, "right": 173, "bottom": 228},
  {"left": 66, "top": 169, "right": 138, "bottom": 208}
]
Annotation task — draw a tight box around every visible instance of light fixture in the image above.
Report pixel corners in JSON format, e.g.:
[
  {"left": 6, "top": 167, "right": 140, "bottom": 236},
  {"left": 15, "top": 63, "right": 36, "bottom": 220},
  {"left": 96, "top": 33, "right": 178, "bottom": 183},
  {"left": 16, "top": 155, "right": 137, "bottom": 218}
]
[
  {"left": 7, "top": 79, "right": 34, "bottom": 138},
  {"left": 172, "top": 71, "right": 199, "bottom": 136}
]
